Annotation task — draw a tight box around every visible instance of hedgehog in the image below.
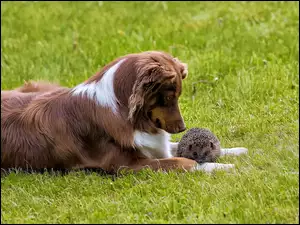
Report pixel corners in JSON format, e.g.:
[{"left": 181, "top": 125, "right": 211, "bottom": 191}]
[{"left": 176, "top": 128, "right": 221, "bottom": 164}]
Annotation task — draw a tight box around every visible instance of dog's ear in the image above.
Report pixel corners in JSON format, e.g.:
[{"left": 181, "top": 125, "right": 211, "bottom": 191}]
[
  {"left": 128, "top": 63, "right": 175, "bottom": 122},
  {"left": 173, "top": 57, "right": 188, "bottom": 79},
  {"left": 181, "top": 62, "right": 188, "bottom": 79}
]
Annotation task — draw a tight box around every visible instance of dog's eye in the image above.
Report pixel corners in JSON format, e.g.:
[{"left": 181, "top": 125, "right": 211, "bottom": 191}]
[{"left": 165, "top": 96, "right": 172, "bottom": 102}]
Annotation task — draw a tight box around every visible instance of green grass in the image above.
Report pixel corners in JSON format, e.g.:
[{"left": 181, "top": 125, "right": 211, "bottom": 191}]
[{"left": 1, "top": 1, "right": 299, "bottom": 224}]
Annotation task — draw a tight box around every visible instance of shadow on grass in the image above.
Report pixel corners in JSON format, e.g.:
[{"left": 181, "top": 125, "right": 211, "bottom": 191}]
[{"left": 1, "top": 167, "right": 117, "bottom": 178}]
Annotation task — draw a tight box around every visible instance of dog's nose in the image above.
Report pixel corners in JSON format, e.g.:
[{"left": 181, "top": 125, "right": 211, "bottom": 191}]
[
  {"left": 178, "top": 126, "right": 186, "bottom": 133},
  {"left": 177, "top": 119, "right": 186, "bottom": 133},
  {"left": 166, "top": 120, "right": 186, "bottom": 134}
]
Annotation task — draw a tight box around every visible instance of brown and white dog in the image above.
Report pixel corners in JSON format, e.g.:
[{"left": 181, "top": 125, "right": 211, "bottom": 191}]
[{"left": 1, "top": 51, "right": 235, "bottom": 174}]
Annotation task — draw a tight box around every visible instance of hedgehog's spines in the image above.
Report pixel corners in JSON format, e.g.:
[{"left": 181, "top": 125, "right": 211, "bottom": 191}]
[{"left": 177, "top": 127, "right": 221, "bottom": 157}]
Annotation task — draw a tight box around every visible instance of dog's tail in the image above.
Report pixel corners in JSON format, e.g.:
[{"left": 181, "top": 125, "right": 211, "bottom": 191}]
[{"left": 15, "top": 80, "right": 62, "bottom": 93}]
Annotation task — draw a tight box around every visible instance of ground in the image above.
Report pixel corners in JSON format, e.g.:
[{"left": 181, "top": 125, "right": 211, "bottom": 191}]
[{"left": 1, "top": 1, "right": 299, "bottom": 224}]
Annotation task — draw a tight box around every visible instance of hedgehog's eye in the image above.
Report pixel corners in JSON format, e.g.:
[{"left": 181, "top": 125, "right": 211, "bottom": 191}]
[
  {"left": 203, "top": 151, "right": 209, "bottom": 157},
  {"left": 193, "top": 152, "right": 198, "bottom": 157}
]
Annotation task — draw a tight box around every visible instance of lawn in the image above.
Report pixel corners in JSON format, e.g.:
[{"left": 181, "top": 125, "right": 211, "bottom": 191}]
[{"left": 1, "top": 1, "right": 299, "bottom": 224}]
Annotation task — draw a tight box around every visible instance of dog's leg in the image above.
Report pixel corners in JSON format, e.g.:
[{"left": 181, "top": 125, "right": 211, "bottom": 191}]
[
  {"left": 220, "top": 147, "right": 248, "bottom": 156},
  {"left": 170, "top": 142, "right": 179, "bottom": 156},
  {"left": 124, "top": 157, "right": 235, "bottom": 173},
  {"left": 131, "top": 157, "right": 196, "bottom": 172},
  {"left": 194, "top": 162, "right": 235, "bottom": 173}
]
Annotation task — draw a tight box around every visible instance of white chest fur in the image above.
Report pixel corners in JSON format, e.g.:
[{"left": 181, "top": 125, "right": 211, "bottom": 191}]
[{"left": 133, "top": 130, "right": 173, "bottom": 159}]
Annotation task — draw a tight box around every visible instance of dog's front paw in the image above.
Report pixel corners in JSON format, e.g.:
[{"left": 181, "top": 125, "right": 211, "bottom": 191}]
[
  {"left": 193, "top": 163, "right": 235, "bottom": 173},
  {"left": 220, "top": 147, "right": 248, "bottom": 156}
]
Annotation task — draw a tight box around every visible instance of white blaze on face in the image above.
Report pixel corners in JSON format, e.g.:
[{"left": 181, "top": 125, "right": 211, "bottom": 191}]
[{"left": 72, "top": 59, "right": 126, "bottom": 114}]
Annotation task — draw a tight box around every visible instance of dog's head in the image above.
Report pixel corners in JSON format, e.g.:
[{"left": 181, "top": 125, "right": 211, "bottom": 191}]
[{"left": 128, "top": 51, "right": 188, "bottom": 134}]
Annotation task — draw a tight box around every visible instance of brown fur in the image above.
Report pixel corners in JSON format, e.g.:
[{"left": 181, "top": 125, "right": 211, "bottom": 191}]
[
  {"left": 1, "top": 80, "right": 63, "bottom": 100},
  {"left": 1, "top": 51, "right": 197, "bottom": 174},
  {"left": 17, "top": 80, "right": 62, "bottom": 93}
]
